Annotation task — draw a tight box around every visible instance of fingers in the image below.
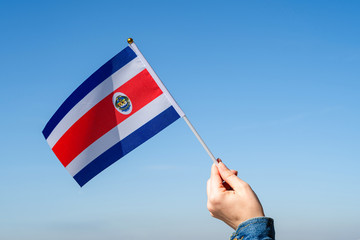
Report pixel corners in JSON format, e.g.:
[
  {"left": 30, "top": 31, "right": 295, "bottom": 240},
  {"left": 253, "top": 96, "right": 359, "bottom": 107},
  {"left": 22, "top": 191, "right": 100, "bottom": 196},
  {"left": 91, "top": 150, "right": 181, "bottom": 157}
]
[
  {"left": 208, "top": 163, "right": 225, "bottom": 197},
  {"left": 206, "top": 178, "right": 211, "bottom": 196},
  {"left": 217, "top": 161, "right": 247, "bottom": 192},
  {"left": 210, "top": 163, "right": 223, "bottom": 186},
  {"left": 208, "top": 162, "right": 239, "bottom": 194},
  {"left": 224, "top": 170, "right": 238, "bottom": 190}
]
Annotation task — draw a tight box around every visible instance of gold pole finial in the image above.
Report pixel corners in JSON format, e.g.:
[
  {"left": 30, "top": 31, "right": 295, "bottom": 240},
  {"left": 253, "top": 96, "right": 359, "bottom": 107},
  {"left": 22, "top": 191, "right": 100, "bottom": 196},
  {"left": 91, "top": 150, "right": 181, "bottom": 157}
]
[{"left": 127, "top": 38, "right": 134, "bottom": 44}]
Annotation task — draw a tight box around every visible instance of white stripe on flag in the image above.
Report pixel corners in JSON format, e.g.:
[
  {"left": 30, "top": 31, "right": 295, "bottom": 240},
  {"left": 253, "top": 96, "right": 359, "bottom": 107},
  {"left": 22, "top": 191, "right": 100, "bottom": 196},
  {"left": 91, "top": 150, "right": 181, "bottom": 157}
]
[
  {"left": 47, "top": 57, "right": 145, "bottom": 148},
  {"left": 129, "top": 44, "right": 185, "bottom": 117},
  {"left": 66, "top": 94, "right": 172, "bottom": 176}
]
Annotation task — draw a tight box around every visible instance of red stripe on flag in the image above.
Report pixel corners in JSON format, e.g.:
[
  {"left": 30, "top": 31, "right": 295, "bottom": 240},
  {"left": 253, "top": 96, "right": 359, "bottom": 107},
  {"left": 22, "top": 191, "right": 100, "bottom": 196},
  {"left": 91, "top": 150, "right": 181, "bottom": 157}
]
[{"left": 52, "top": 69, "right": 163, "bottom": 167}]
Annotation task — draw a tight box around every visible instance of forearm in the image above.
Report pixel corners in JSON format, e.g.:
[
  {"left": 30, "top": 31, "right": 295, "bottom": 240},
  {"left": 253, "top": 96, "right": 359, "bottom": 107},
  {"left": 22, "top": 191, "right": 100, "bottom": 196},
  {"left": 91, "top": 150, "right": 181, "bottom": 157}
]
[{"left": 230, "top": 217, "right": 275, "bottom": 240}]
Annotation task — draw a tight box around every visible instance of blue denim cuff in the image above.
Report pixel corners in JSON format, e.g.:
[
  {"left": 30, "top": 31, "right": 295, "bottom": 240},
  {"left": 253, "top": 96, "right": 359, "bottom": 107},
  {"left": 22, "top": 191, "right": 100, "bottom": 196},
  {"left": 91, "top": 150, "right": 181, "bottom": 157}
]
[{"left": 230, "top": 217, "right": 275, "bottom": 240}]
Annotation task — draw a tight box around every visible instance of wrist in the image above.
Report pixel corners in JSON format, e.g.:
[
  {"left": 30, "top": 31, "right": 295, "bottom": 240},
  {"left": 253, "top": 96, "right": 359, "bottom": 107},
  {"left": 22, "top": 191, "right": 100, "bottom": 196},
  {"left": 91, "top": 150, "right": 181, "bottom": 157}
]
[
  {"left": 230, "top": 213, "right": 266, "bottom": 230},
  {"left": 230, "top": 217, "right": 275, "bottom": 240}
]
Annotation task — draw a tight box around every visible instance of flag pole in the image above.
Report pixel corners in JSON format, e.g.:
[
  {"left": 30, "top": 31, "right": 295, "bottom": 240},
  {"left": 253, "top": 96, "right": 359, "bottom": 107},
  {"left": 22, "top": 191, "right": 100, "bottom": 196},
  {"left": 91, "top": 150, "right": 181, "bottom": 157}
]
[
  {"left": 182, "top": 115, "right": 218, "bottom": 165},
  {"left": 127, "top": 38, "right": 218, "bottom": 165}
]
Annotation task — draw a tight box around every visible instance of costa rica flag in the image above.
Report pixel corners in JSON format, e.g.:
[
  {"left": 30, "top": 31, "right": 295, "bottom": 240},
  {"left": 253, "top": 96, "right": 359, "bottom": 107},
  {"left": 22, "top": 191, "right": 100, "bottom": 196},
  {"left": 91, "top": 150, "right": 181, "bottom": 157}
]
[{"left": 43, "top": 43, "right": 184, "bottom": 186}]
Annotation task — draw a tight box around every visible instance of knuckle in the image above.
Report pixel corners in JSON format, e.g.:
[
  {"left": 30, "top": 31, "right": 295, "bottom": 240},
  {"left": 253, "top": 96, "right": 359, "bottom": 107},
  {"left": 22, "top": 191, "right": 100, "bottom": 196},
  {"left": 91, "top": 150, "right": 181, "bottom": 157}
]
[
  {"left": 241, "top": 182, "right": 251, "bottom": 189},
  {"left": 223, "top": 171, "right": 234, "bottom": 180},
  {"left": 208, "top": 195, "right": 216, "bottom": 204},
  {"left": 207, "top": 202, "right": 217, "bottom": 218},
  {"left": 208, "top": 193, "right": 221, "bottom": 205},
  {"left": 207, "top": 201, "right": 213, "bottom": 211},
  {"left": 223, "top": 171, "right": 241, "bottom": 185},
  {"left": 207, "top": 200, "right": 215, "bottom": 212},
  {"left": 237, "top": 181, "right": 252, "bottom": 192}
]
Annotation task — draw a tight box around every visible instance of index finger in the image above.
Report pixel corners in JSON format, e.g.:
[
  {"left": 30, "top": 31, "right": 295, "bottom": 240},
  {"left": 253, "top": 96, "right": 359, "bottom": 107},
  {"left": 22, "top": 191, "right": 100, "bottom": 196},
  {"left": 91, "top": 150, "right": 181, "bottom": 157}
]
[
  {"left": 217, "top": 162, "right": 247, "bottom": 192},
  {"left": 210, "top": 163, "right": 225, "bottom": 189}
]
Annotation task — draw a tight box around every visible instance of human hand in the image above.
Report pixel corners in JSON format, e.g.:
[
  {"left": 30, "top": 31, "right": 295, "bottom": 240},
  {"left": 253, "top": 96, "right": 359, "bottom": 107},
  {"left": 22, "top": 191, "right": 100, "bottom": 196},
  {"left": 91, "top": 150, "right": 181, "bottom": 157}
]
[{"left": 206, "top": 159, "right": 265, "bottom": 229}]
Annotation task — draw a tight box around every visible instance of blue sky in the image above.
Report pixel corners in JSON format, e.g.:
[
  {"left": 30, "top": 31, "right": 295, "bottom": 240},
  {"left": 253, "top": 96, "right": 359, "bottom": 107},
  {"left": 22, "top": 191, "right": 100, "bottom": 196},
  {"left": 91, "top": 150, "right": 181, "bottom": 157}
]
[{"left": 1, "top": 1, "right": 359, "bottom": 239}]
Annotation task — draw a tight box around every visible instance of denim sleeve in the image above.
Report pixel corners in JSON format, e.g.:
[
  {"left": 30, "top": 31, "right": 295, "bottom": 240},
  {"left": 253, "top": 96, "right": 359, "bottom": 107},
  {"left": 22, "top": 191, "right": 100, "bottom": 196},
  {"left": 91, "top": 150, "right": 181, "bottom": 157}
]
[{"left": 230, "top": 217, "right": 275, "bottom": 240}]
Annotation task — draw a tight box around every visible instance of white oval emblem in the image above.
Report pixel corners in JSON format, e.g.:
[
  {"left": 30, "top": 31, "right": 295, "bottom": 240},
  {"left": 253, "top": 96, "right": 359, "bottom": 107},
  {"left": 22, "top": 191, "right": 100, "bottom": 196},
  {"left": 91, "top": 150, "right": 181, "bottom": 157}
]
[{"left": 113, "top": 92, "right": 132, "bottom": 115}]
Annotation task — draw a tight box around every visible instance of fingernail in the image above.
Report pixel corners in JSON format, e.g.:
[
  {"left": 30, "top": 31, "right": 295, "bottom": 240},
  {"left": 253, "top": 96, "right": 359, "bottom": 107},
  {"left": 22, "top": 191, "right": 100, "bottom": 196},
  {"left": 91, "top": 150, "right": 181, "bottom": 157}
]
[{"left": 217, "top": 158, "right": 222, "bottom": 163}]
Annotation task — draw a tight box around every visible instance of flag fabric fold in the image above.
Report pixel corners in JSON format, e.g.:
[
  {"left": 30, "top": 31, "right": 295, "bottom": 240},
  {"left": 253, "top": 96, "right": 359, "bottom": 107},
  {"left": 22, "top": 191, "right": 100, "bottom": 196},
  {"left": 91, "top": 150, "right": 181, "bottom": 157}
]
[{"left": 43, "top": 45, "right": 184, "bottom": 186}]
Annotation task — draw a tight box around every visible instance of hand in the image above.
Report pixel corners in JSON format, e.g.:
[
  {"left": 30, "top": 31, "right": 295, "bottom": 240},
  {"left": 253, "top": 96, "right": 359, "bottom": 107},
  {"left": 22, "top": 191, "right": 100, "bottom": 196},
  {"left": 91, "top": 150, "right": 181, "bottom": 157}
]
[{"left": 206, "top": 160, "right": 265, "bottom": 229}]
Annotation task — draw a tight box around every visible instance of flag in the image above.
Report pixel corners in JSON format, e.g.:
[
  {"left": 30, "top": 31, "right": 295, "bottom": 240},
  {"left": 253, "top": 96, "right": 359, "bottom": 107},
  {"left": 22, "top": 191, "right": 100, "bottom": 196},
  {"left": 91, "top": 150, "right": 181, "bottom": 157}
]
[{"left": 43, "top": 44, "right": 184, "bottom": 186}]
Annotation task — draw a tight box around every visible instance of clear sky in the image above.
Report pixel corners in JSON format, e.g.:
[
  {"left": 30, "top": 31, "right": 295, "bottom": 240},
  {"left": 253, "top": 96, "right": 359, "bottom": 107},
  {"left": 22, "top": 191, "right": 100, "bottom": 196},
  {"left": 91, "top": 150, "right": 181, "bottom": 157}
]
[{"left": 0, "top": 1, "right": 359, "bottom": 240}]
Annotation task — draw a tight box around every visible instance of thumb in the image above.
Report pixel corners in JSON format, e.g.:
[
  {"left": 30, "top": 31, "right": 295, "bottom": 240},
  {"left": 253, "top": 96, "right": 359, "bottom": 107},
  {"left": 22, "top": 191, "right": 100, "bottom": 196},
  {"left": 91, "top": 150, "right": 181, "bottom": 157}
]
[
  {"left": 217, "top": 162, "right": 244, "bottom": 191},
  {"left": 231, "top": 169, "right": 238, "bottom": 176}
]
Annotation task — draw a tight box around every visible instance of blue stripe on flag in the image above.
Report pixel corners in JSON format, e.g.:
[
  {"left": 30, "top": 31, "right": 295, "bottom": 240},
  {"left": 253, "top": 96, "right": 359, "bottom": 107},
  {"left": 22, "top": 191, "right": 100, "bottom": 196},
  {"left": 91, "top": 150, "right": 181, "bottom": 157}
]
[
  {"left": 42, "top": 46, "right": 137, "bottom": 139},
  {"left": 73, "top": 106, "right": 180, "bottom": 187}
]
